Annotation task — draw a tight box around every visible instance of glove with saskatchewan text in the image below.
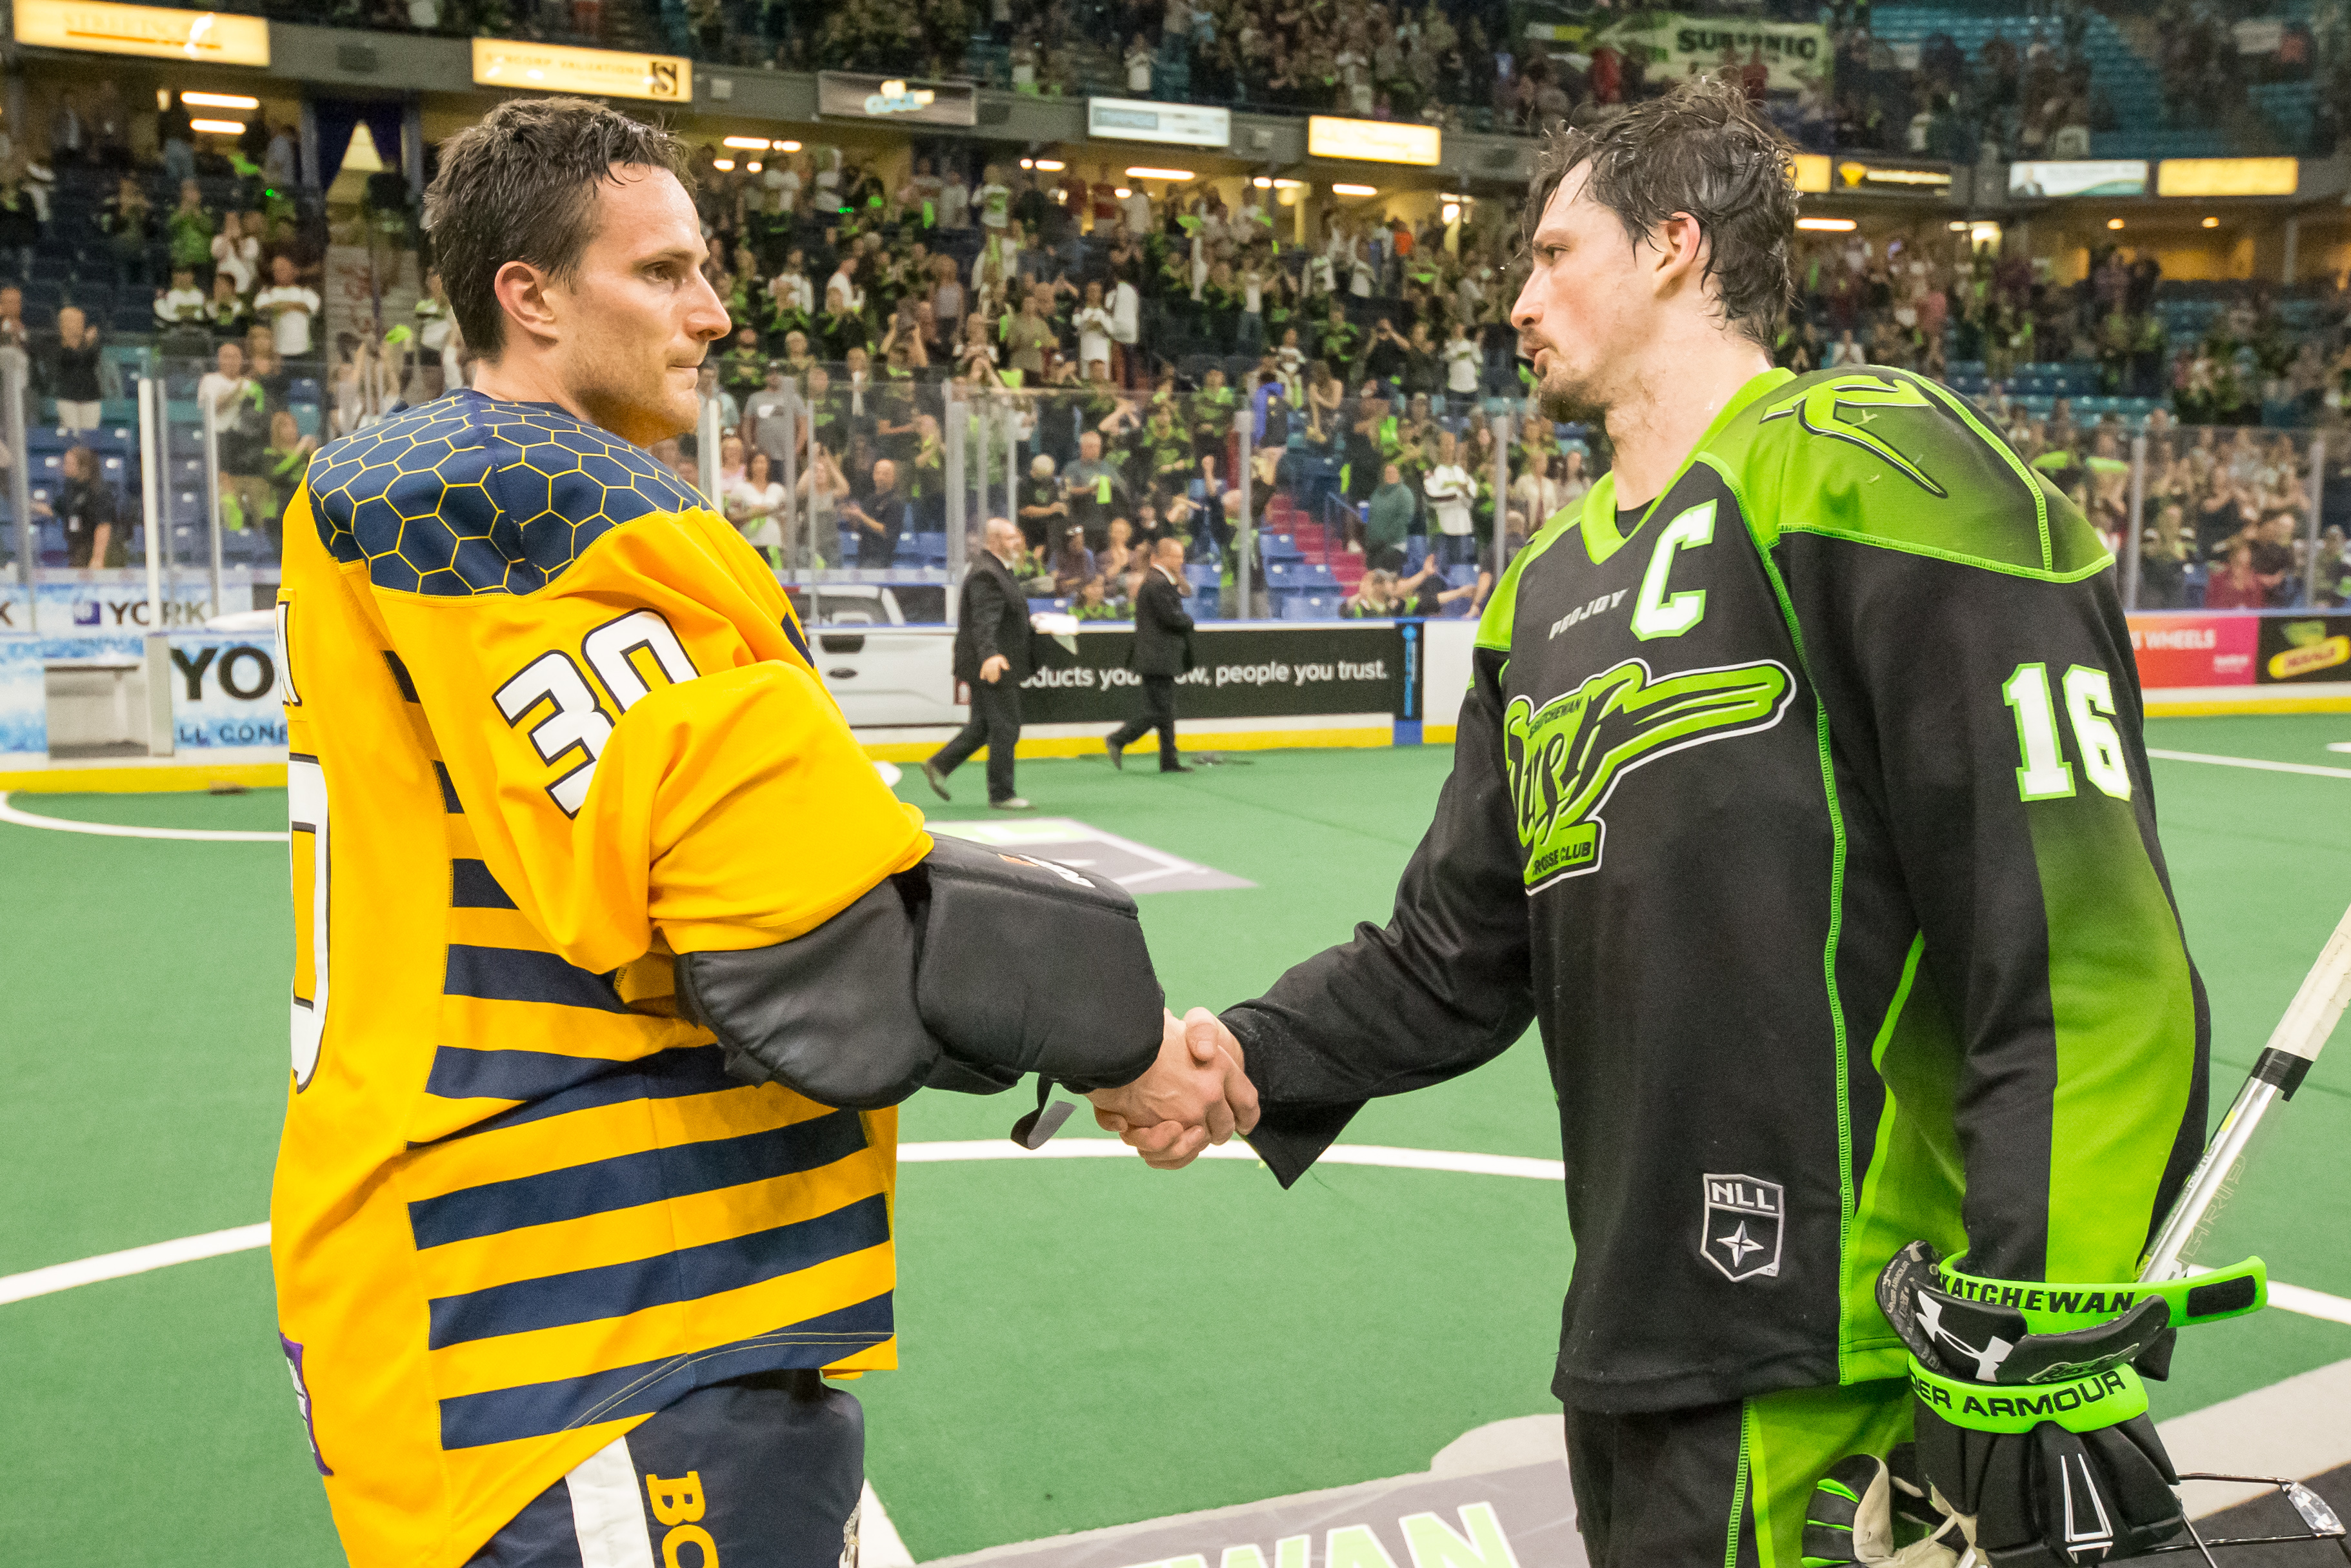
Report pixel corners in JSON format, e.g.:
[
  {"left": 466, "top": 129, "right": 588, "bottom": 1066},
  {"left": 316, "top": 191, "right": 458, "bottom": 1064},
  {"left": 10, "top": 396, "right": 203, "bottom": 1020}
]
[{"left": 1876, "top": 1241, "right": 2268, "bottom": 1568}]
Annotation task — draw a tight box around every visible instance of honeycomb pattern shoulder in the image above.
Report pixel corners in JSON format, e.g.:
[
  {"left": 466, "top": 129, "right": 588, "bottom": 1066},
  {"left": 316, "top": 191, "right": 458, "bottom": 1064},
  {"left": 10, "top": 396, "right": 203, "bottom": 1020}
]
[{"left": 307, "top": 392, "right": 702, "bottom": 596}]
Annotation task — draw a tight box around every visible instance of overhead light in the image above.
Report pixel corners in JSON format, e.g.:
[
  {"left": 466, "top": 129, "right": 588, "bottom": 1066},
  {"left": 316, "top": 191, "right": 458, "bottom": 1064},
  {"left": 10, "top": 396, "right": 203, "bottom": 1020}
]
[
  {"left": 746, "top": 161, "right": 762, "bottom": 173},
  {"left": 723, "top": 135, "right": 770, "bottom": 150},
  {"left": 1794, "top": 216, "right": 1856, "bottom": 232},
  {"left": 1034, "top": 159, "right": 1065, "bottom": 172},
  {"left": 183, "top": 92, "right": 261, "bottom": 111},
  {"left": 774, "top": 139, "right": 801, "bottom": 152},
  {"left": 1441, "top": 203, "right": 1460, "bottom": 224},
  {"left": 188, "top": 119, "right": 245, "bottom": 136},
  {"left": 1330, "top": 183, "right": 1378, "bottom": 197},
  {"left": 1273, "top": 178, "right": 1310, "bottom": 190},
  {"left": 712, "top": 158, "right": 735, "bottom": 171},
  {"left": 1114, "top": 187, "right": 1131, "bottom": 199},
  {"left": 1948, "top": 220, "right": 1970, "bottom": 231},
  {"left": 1252, "top": 175, "right": 1272, "bottom": 188},
  {"left": 2202, "top": 215, "right": 2219, "bottom": 228},
  {"left": 1125, "top": 166, "right": 1194, "bottom": 182},
  {"left": 1019, "top": 157, "right": 1034, "bottom": 168},
  {"left": 2107, "top": 217, "right": 2125, "bottom": 230}
]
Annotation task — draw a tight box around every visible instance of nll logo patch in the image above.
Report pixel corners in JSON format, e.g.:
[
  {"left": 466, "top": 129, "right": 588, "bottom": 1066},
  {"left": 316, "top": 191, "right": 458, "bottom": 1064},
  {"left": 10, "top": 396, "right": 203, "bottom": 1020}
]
[{"left": 1701, "top": 1173, "right": 1785, "bottom": 1282}]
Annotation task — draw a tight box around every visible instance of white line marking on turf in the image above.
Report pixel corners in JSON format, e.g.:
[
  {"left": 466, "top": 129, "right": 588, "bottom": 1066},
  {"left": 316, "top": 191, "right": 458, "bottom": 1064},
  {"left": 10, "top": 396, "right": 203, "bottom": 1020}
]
[
  {"left": 0, "top": 791, "right": 290, "bottom": 842},
  {"left": 2148, "top": 749, "right": 2351, "bottom": 780},
  {"left": 859, "top": 1480, "right": 917, "bottom": 1568},
  {"left": 0, "top": 1221, "right": 271, "bottom": 1304},
  {"left": 2270, "top": 1281, "right": 2351, "bottom": 1326},
  {"left": 11, "top": 1145, "right": 2346, "bottom": 1328}
]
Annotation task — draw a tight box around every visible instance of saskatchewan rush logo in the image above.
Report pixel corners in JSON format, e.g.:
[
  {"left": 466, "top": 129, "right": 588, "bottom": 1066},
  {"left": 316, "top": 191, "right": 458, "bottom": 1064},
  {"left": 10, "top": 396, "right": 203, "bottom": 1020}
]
[
  {"left": 1758, "top": 373, "right": 1947, "bottom": 496},
  {"left": 1505, "top": 658, "right": 1796, "bottom": 891}
]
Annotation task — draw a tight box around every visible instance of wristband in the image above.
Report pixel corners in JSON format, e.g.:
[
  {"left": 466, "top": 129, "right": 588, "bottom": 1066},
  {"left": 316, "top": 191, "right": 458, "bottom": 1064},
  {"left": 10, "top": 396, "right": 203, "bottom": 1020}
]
[
  {"left": 1906, "top": 1354, "right": 2149, "bottom": 1434},
  {"left": 1936, "top": 1253, "right": 2266, "bottom": 1333}
]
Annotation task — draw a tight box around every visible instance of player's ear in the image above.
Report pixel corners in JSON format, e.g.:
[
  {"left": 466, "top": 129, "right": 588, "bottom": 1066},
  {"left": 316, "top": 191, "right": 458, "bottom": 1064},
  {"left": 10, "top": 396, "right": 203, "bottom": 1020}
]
[
  {"left": 1650, "top": 211, "right": 1707, "bottom": 295},
  {"left": 492, "top": 259, "right": 560, "bottom": 348}
]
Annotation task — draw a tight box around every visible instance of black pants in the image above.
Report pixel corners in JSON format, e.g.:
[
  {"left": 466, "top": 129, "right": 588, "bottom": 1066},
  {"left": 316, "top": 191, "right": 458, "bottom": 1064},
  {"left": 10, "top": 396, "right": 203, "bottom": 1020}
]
[
  {"left": 1563, "top": 1380, "right": 1912, "bottom": 1568},
  {"left": 467, "top": 1371, "right": 862, "bottom": 1567},
  {"left": 1108, "top": 673, "right": 1179, "bottom": 768},
  {"left": 932, "top": 676, "right": 1022, "bottom": 802}
]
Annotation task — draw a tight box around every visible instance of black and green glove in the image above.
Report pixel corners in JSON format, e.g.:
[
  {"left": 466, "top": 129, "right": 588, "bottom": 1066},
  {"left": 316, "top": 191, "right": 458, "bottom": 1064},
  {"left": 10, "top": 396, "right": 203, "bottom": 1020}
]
[{"left": 1874, "top": 1240, "right": 2266, "bottom": 1567}]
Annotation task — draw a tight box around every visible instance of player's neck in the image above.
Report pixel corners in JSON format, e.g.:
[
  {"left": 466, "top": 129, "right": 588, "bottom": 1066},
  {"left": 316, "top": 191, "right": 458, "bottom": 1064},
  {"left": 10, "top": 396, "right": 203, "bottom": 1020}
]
[
  {"left": 1602, "top": 328, "right": 1774, "bottom": 511},
  {"left": 471, "top": 350, "right": 597, "bottom": 427}
]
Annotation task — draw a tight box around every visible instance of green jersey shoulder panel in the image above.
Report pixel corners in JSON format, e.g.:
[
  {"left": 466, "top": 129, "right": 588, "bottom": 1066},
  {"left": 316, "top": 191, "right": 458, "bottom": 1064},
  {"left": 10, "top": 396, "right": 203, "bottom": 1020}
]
[{"left": 1706, "top": 366, "right": 2112, "bottom": 582}]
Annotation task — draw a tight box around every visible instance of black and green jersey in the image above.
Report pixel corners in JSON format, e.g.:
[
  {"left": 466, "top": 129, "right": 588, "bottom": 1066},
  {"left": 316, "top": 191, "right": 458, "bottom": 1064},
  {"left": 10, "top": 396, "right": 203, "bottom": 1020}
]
[{"left": 1225, "top": 367, "right": 2208, "bottom": 1414}]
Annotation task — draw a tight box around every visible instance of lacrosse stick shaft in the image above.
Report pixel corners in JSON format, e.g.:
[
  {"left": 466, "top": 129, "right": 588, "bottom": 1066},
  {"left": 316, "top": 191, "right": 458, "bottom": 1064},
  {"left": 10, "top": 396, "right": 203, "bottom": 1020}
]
[{"left": 2141, "top": 898, "right": 2351, "bottom": 1283}]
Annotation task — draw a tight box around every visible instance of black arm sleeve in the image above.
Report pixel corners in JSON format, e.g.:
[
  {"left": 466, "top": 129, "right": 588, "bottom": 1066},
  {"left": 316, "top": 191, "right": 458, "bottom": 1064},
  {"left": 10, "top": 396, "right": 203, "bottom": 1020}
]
[
  {"left": 1794, "top": 535, "right": 2207, "bottom": 1284},
  {"left": 966, "top": 567, "right": 1009, "bottom": 664},
  {"left": 1225, "top": 649, "right": 1536, "bottom": 1184}
]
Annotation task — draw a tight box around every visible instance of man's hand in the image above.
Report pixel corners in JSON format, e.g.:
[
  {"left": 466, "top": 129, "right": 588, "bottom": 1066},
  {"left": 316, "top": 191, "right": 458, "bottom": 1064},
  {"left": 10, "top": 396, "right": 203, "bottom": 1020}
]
[
  {"left": 1088, "top": 1007, "right": 1258, "bottom": 1169},
  {"left": 979, "top": 653, "right": 1009, "bottom": 683}
]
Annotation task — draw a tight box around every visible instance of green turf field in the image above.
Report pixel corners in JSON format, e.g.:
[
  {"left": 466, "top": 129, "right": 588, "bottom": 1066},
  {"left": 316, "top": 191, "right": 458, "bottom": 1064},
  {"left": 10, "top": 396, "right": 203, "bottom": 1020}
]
[{"left": 2, "top": 719, "right": 2347, "bottom": 1565}]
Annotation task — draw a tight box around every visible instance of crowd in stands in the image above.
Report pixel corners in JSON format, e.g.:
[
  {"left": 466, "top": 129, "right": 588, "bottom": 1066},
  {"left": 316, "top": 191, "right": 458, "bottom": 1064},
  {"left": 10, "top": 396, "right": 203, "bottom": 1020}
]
[{"left": 641, "top": 141, "right": 1530, "bottom": 615}]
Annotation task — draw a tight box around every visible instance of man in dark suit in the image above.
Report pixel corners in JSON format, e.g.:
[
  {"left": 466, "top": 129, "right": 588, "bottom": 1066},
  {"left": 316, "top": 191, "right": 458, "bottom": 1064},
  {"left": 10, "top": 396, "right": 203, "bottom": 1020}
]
[
  {"left": 1105, "top": 535, "right": 1196, "bottom": 774},
  {"left": 924, "top": 517, "right": 1035, "bottom": 809}
]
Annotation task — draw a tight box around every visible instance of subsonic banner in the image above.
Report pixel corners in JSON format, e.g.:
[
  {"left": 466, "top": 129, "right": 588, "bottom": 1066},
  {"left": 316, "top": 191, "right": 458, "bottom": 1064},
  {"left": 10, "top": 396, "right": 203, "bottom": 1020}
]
[{"left": 1594, "top": 12, "right": 1831, "bottom": 92}]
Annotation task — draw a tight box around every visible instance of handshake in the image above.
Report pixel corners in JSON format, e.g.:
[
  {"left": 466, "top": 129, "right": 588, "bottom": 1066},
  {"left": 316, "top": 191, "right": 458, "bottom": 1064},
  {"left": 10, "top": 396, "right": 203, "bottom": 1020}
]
[{"left": 1086, "top": 1007, "right": 1261, "bottom": 1169}]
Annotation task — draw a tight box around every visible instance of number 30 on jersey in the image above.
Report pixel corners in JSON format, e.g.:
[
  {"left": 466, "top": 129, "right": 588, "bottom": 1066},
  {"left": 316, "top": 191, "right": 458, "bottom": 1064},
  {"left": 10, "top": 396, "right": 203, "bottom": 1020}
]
[{"left": 493, "top": 610, "right": 701, "bottom": 816}]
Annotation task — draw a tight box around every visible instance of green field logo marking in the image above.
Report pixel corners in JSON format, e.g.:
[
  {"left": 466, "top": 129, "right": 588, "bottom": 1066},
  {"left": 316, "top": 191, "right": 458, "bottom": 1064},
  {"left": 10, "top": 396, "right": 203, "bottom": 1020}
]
[
  {"left": 1505, "top": 658, "right": 1796, "bottom": 890},
  {"left": 1759, "top": 373, "right": 1948, "bottom": 496}
]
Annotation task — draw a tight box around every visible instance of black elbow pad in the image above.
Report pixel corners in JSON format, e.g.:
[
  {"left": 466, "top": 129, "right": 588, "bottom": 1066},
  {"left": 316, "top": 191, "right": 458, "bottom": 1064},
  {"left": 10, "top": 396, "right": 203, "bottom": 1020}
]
[{"left": 674, "top": 833, "right": 1166, "bottom": 1109}]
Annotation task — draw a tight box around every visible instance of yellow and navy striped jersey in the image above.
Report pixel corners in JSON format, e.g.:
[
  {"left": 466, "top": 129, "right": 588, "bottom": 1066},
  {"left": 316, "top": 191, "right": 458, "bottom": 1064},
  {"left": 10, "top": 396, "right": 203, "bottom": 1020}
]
[{"left": 269, "top": 390, "right": 929, "bottom": 1568}]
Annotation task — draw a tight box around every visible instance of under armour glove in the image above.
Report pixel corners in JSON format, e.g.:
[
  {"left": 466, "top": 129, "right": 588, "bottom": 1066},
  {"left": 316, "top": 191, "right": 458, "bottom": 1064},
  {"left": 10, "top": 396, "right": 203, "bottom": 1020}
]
[{"left": 1877, "top": 1240, "right": 2268, "bottom": 1568}]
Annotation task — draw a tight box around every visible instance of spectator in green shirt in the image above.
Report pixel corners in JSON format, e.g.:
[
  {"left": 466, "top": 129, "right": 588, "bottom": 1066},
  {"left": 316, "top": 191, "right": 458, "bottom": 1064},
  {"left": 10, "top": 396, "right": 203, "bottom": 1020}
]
[
  {"left": 166, "top": 180, "right": 215, "bottom": 276},
  {"left": 1364, "top": 461, "right": 1417, "bottom": 570}
]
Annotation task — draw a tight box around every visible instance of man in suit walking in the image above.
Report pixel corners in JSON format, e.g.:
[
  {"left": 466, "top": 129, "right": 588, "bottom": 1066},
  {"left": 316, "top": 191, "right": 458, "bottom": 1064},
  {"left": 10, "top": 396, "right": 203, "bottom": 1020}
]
[
  {"left": 1106, "top": 535, "right": 1196, "bottom": 774},
  {"left": 925, "top": 517, "right": 1037, "bottom": 809}
]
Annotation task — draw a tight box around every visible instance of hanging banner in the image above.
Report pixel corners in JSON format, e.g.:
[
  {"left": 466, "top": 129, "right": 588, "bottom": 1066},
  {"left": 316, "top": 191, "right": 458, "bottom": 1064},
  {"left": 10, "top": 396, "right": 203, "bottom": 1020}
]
[
  {"left": 14, "top": 0, "right": 269, "bottom": 66},
  {"left": 1592, "top": 12, "right": 1831, "bottom": 92},
  {"left": 817, "top": 72, "right": 978, "bottom": 126},
  {"left": 471, "top": 38, "right": 691, "bottom": 103}
]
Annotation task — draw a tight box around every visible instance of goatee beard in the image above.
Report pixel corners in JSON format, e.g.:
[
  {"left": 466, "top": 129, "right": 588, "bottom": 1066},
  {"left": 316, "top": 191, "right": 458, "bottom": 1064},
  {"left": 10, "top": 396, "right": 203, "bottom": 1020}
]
[{"left": 1536, "top": 367, "right": 1605, "bottom": 427}]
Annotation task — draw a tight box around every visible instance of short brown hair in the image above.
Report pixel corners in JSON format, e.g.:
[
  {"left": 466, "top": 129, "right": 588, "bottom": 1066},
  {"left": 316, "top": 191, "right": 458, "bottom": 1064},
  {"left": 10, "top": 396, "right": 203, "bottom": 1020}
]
[
  {"left": 422, "top": 97, "right": 691, "bottom": 359},
  {"left": 1522, "top": 79, "right": 1797, "bottom": 348}
]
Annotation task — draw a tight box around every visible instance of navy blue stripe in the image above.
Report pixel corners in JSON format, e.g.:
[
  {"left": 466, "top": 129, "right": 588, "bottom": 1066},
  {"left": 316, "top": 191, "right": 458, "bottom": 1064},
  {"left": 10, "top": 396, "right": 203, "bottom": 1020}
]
[
  {"left": 425, "top": 1042, "right": 729, "bottom": 1103},
  {"left": 428, "top": 1191, "right": 891, "bottom": 1349},
  {"left": 409, "top": 1108, "right": 868, "bottom": 1250},
  {"left": 781, "top": 615, "right": 811, "bottom": 664},
  {"left": 444, "top": 945, "right": 624, "bottom": 1012},
  {"left": 383, "top": 650, "right": 421, "bottom": 702},
  {"left": 437, "top": 1293, "right": 894, "bottom": 1451},
  {"left": 450, "top": 858, "right": 517, "bottom": 909},
  {"left": 434, "top": 761, "right": 463, "bottom": 813},
  {"left": 412, "top": 1046, "right": 746, "bottom": 1146}
]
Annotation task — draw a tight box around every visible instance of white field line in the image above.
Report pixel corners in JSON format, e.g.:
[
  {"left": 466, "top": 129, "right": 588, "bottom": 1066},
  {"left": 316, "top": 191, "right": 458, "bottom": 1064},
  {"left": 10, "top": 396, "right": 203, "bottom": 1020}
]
[
  {"left": 2147, "top": 748, "right": 2351, "bottom": 780},
  {"left": 0, "top": 791, "right": 291, "bottom": 842},
  {"left": 3, "top": 1142, "right": 2338, "bottom": 1319}
]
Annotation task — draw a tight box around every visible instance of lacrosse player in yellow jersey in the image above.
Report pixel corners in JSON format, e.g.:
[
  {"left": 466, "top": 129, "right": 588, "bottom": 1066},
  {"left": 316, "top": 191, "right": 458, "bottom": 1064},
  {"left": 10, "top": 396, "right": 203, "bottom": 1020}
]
[{"left": 270, "top": 96, "right": 1258, "bottom": 1568}]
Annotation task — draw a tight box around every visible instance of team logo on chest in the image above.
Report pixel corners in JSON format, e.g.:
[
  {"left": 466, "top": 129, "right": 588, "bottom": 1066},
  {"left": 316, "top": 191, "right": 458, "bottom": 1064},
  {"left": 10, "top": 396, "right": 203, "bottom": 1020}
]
[
  {"left": 1701, "top": 1173, "right": 1785, "bottom": 1282},
  {"left": 1503, "top": 657, "right": 1795, "bottom": 891}
]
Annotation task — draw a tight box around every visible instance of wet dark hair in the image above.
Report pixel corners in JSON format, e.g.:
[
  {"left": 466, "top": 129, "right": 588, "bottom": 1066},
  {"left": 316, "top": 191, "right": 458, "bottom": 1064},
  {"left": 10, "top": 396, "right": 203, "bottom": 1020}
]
[
  {"left": 1521, "top": 79, "right": 1797, "bottom": 348},
  {"left": 422, "top": 97, "right": 691, "bottom": 359}
]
